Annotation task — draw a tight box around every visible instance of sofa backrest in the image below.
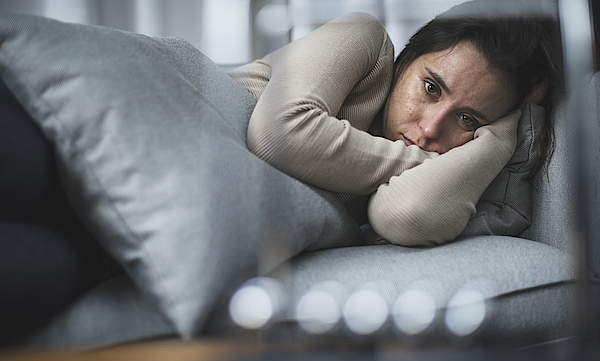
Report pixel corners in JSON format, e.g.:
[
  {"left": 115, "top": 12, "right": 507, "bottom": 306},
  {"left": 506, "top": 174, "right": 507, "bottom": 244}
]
[{"left": 521, "top": 72, "right": 600, "bottom": 279}]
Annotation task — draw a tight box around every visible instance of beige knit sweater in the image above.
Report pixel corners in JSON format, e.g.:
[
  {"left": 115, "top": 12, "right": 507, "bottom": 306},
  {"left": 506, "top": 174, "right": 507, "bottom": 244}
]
[{"left": 228, "top": 13, "right": 519, "bottom": 246}]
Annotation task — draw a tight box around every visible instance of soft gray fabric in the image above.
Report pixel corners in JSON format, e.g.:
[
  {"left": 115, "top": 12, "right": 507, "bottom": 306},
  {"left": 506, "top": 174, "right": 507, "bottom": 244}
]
[
  {"left": 519, "top": 97, "right": 577, "bottom": 254},
  {"left": 259, "top": 235, "right": 579, "bottom": 340},
  {"left": 460, "top": 103, "right": 544, "bottom": 237},
  {"left": 201, "top": 235, "right": 582, "bottom": 343},
  {"left": 480, "top": 280, "right": 599, "bottom": 346},
  {"left": 585, "top": 73, "right": 600, "bottom": 279},
  {"left": 0, "top": 12, "right": 363, "bottom": 338},
  {"left": 22, "top": 275, "right": 593, "bottom": 350},
  {"left": 22, "top": 238, "right": 593, "bottom": 348},
  {"left": 276, "top": 236, "right": 577, "bottom": 317},
  {"left": 521, "top": 73, "right": 600, "bottom": 279},
  {"left": 219, "top": 280, "right": 597, "bottom": 347},
  {"left": 21, "top": 276, "right": 176, "bottom": 349}
]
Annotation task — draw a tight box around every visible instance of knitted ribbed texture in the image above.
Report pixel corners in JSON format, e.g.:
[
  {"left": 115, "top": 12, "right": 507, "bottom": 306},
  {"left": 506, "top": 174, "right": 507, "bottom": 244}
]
[
  {"left": 369, "top": 110, "right": 520, "bottom": 246},
  {"left": 229, "top": 12, "right": 517, "bottom": 245},
  {"left": 228, "top": 13, "right": 437, "bottom": 196}
]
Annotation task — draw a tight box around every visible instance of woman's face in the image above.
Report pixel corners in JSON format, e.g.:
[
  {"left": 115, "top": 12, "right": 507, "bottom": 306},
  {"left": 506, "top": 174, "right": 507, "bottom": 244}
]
[{"left": 383, "top": 41, "right": 516, "bottom": 153}]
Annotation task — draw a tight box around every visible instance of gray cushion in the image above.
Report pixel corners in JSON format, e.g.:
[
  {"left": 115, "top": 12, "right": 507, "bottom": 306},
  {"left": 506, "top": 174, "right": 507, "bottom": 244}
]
[
  {"left": 243, "top": 279, "right": 597, "bottom": 347},
  {"left": 519, "top": 97, "right": 576, "bottom": 253},
  {"left": 460, "top": 102, "right": 544, "bottom": 237},
  {"left": 281, "top": 236, "right": 576, "bottom": 312},
  {"left": 521, "top": 73, "right": 600, "bottom": 280},
  {"left": 21, "top": 276, "right": 175, "bottom": 349},
  {"left": 257, "top": 235, "right": 579, "bottom": 341},
  {"left": 0, "top": 12, "right": 363, "bottom": 338}
]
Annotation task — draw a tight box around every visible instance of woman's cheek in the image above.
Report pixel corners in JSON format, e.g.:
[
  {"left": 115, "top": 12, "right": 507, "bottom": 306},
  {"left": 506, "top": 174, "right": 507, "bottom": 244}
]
[
  {"left": 402, "top": 88, "right": 421, "bottom": 125},
  {"left": 451, "top": 131, "right": 477, "bottom": 150},
  {"left": 385, "top": 79, "right": 422, "bottom": 139}
]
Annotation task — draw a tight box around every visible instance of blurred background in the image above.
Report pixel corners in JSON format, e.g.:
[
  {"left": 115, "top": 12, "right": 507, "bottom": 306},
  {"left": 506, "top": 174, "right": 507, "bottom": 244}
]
[{"left": 0, "top": 0, "right": 474, "bottom": 67}]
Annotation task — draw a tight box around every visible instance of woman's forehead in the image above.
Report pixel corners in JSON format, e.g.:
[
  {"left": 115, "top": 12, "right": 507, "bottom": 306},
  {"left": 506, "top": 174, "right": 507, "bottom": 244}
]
[
  {"left": 418, "top": 42, "right": 491, "bottom": 76},
  {"left": 412, "top": 42, "right": 516, "bottom": 121}
]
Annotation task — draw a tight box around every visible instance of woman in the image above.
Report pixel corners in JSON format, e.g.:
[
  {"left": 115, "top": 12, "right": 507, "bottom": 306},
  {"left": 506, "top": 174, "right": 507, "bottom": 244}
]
[
  {"left": 0, "top": 1, "right": 562, "bottom": 343},
  {"left": 229, "top": 4, "right": 561, "bottom": 246}
]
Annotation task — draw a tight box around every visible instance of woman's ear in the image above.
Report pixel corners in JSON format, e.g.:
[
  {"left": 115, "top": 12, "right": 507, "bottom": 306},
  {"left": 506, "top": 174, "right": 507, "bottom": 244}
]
[{"left": 520, "top": 75, "right": 550, "bottom": 108}]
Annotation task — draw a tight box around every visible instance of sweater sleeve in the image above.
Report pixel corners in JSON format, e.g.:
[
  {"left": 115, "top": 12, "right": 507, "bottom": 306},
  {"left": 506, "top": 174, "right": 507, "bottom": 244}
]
[
  {"left": 368, "top": 110, "right": 521, "bottom": 246},
  {"left": 230, "top": 13, "right": 437, "bottom": 195}
]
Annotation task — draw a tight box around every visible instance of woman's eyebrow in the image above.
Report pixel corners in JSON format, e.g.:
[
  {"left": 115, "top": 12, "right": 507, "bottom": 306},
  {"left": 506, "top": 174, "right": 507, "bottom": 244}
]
[
  {"left": 426, "top": 67, "right": 452, "bottom": 95},
  {"left": 464, "top": 106, "right": 491, "bottom": 124}
]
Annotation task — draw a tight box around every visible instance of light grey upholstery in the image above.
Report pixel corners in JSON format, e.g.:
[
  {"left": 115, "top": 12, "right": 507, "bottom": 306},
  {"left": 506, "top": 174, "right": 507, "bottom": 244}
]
[
  {"left": 521, "top": 73, "right": 600, "bottom": 279},
  {"left": 238, "top": 235, "right": 582, "bottom": 345},
  {"left": 588, "top": 73, "right": 600, "bottom": 279},
  {"left": 23, "top": 277, "right": 175, "bottom": 348},
  {"left": 278, "top": 237, "right": 577, "bottom": 307},
  {"left": 519, "top": 96, "right": 578, "bottom": 254}
]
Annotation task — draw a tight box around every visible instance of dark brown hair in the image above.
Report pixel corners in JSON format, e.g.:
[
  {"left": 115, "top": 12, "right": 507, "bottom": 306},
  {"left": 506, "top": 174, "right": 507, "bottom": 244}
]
[{"left": 392, "top": 1, "right": 563, "bottom": 175}]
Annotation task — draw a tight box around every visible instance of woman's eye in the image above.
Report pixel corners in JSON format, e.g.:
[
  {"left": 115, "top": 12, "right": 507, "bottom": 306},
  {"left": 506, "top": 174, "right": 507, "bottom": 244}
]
[
  {"left": 459, "top": 114, "right": 477, "bottom": 128},
  {"left": 424, "top": 80, "right": 438, "bottom": 96}
]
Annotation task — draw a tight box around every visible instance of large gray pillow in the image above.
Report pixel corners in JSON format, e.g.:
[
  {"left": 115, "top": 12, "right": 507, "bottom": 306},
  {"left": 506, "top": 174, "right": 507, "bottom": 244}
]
[{"left": 0, "top": 12, "right": 363, "bottom": 338}]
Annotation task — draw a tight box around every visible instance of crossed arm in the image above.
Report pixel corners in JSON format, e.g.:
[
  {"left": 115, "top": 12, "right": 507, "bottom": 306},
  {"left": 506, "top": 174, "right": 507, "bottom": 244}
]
[{"left": 229, "top": 13, "right": 519, "bottom": 246}]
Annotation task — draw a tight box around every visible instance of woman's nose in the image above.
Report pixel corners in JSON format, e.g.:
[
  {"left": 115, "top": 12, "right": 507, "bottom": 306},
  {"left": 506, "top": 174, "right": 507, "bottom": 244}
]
[{"left": 419, "top": 109, "right": 447, "bottom": 140}]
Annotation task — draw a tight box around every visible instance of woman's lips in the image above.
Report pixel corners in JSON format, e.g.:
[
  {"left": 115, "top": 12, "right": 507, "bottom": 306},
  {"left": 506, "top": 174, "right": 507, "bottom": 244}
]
[{"left": 401, "top": 134, "right": 416, "bottom": 147}]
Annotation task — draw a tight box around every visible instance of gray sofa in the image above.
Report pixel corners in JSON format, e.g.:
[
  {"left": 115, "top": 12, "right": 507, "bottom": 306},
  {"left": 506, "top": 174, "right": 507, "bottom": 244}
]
[
  {"left": 21, "top": 89, "right": 600, "bottom": 349},
  {"left": 0, "top": 10, "right": 598, "bottom": 351}
]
